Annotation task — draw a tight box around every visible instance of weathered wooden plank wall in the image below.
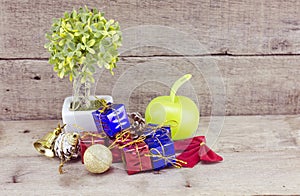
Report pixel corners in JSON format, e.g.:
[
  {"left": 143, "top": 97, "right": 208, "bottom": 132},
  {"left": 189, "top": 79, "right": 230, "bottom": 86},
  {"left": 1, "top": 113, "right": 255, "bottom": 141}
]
[{"left": 1, "top": 0, "right": 300, "bottom": 120}]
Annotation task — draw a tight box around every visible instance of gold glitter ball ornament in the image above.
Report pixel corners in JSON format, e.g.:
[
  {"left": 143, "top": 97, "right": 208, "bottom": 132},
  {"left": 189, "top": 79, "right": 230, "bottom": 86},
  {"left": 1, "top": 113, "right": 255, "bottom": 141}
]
[{"left": 84, "top": 144, "right": 112, "bottom": 174}]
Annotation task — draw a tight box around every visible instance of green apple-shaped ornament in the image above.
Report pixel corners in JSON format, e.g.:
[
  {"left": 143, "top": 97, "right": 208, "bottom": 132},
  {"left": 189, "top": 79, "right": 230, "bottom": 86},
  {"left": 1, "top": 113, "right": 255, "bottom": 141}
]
[{"left": 145, "top": 74, "right": 200, "bottom": 140}]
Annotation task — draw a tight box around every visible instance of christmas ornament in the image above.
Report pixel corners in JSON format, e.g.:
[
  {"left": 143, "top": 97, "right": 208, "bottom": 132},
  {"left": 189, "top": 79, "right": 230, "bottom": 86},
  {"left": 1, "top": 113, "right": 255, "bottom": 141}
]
[
  {"left": 145, "top": 74, "right": 200, "bottom": 140},
  {"left": 128, "top": 112, "right": 146, "bottom": 135},
  {"left": 54, "top": 131, "right": 80, "bottom": 174},
  {"left": 33, "top": 124, "right": 65, "bottom": 157},
  {"left": 84, "top": 144, "right": 112, "bottom": 174}
]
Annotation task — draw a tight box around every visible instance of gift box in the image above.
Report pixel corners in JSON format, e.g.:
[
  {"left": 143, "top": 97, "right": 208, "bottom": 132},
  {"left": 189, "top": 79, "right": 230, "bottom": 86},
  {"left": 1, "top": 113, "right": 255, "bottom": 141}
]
[
  {"left": 80, "top": 132, "right": 107, "bottom": 164},
  {"left": 145, "top": 134, "right": 176, "bottom": 170},
  {"left": 92, "top": 110, "right": 104, "bottom": 133},
  {"left": 140, "top": 123, "right": 171, "bottom": 138},
  {"left": 122, "top": 141, "right": 152, "bottom": 175},
  {"left": 114, "top": 130, "right": 133, "bottom": 146},
  {"left": 107, "top": 130, "right": 133, "bottom": 163},
  {"left": 98, "top": 103, "right": 131, "bottom": 138},
  {"left": 108, "top": 140, "right": 123, "bottom": 163}
]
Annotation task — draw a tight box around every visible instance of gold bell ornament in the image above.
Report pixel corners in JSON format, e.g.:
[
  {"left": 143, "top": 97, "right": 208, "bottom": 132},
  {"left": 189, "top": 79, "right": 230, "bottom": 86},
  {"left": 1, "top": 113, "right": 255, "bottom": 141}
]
[
  {"left": 33, "top": 124, "right": 65, "bottom": 157},
  {"left": 33, "top": 124, "right": 80, "bottom": 174}
]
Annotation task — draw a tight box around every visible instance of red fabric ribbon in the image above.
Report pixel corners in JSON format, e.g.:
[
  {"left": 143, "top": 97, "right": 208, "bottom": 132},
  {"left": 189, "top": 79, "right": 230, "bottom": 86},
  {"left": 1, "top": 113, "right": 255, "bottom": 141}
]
[{"left": 175, "top": 136, "right": 223, "bottom": 168}]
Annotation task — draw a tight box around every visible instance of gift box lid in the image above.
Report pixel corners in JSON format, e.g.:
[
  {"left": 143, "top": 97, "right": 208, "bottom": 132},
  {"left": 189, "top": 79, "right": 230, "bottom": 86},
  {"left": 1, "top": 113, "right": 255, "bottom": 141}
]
[{"left": 141, "top": 124, "right": 171, "bottom": 138}]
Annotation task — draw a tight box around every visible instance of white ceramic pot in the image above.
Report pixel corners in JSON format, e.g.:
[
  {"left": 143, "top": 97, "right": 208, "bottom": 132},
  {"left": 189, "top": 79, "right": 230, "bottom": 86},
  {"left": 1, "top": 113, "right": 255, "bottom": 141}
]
[{"left": 62, "top": 95, "right": 113, "bottom": 133}]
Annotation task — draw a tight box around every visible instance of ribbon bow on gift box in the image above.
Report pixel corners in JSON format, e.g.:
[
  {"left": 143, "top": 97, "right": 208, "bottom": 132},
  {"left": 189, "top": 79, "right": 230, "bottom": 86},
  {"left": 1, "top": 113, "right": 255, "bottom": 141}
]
[
  {"left": 145, "top": 148, "right": 186, "bottom": 169},
  {"left": 175, "top": 136, "right": 223, "bottom": 168}
]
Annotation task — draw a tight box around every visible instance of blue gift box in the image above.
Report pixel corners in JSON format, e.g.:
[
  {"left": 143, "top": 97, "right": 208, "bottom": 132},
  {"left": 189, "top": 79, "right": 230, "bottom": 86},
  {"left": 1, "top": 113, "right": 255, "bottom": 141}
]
[
  {"left": 141, "top": 124, "right": 171, "bottom": 138},
  {"left": 92, "top": 110, "right": 104, "bottom": 133},
  {"left": 98, "top": 104, "right": 131, "bottom": 138},
  {"left": 144, "top": 134, "right": 176, "bottom": 170}
]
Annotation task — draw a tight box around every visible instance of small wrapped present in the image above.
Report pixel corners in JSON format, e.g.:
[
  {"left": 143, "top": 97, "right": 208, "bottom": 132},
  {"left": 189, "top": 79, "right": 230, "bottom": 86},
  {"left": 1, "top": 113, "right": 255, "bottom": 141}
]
[
  {"left": 113, "top": 129, "right": 133, "bottom": 146},
  {"left": 92, "top": 110, "right": 104, "bottom": 133},
  {"left": 107, "top": 130, "right": 133, "bottom": 163},
  {"left": 96, "top": 102, "right": 131, "bottom": 138},
  {"left": 107, "top": 140, "right": 123, "bottom": 163},
  {"left": 79, "top": 132, "right": 107, "bottom": 164},
  {"left": 140, "top": 123, "right": 171, "bottom": 138},
  {"left": 144, "top": 134, "right": 176, "bottom": 170},
  {"left": 122, "top": 139, "right": 152, "bottom": 175}
]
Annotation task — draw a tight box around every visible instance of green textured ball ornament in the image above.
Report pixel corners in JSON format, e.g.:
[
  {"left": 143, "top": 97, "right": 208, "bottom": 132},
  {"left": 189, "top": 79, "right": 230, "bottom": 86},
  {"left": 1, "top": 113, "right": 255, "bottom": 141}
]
[{"left": 84, "top": 144, "right": 112, "bottom": 174}]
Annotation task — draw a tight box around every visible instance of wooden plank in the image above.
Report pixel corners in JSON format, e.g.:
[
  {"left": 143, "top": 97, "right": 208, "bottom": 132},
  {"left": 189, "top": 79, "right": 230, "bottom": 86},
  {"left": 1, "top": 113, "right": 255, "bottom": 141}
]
[
  {"left": 1, "top": 115, "right": 299, "bottom": 157},
  {"left": 1, "top": 151, "right": 299, "bottom": 195},
  {"left": 0, "top": 115, "right": 299, "bottom": 194},
  {"left": 2, "top": 55, "right": 300, "bottom": 120},
  {"left": 1, "top": 56, "right": 300, "bottom": 120},
  {"left": 2, "top": 0, "right": 300, "bottom": 58}
]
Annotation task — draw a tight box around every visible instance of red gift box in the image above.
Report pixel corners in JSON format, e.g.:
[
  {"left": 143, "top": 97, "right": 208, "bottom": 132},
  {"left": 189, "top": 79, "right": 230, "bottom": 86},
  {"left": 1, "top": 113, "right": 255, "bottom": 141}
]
[
  {"left": 122, "top": 141, "right": 152, "bottom": 175},
  {"left": 107, "top": 130, "right": 133, "bottom": 163},
  {"left": 114, "top": 130, "right": 132, "bottom": 146},
  {"left": 107, "top": 140, "right": 126, "bottom": 163},
  {"left": 80, "top": 132, "right": 107, "bottom": 164}
]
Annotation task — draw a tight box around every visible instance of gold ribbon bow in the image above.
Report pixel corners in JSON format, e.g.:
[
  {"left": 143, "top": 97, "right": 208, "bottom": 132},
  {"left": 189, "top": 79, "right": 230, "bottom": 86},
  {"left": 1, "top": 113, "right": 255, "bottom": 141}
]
[
  {"left": 145, "top": 148, "right": 186, "bottom": 168},
  {"left": 142, "top": 120, "right": 178, "bottom": 136},
  {"left": 150, "top": 120, "right": 178, "bottom": 130},
  {"left": 123, "top": 139, "right": 147, "bottom": 172},
  {"left": 98, "top": 99, "right": 111, "bottom": 113},
  {"left": 145, "top": 132, "right": 186, "bottom": 168},
  {"left": 108, "top": 129, "right": 131, "bottom": 149},
  {"left": 118, "top": 135, "right": 146, "bottom": 149}
]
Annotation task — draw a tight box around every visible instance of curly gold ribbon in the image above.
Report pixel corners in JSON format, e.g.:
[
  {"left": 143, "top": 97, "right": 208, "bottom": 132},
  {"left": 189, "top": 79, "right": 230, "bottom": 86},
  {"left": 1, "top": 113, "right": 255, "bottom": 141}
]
[
  {"left": 118, "top": 135, "right": 146, "bottom": 149},
  {"left": 108, "top": 129, "right": 131, "bottom": 149}
]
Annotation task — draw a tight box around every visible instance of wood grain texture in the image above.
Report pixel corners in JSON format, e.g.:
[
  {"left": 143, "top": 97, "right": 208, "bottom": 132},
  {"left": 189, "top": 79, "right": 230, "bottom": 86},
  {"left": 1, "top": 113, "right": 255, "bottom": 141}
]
[
  {"left": 1, "top": 56, "right": 300, "bottom": 120},
  {"left": 1, "top": 0, "right": 300, "bottom": 58},
  {"left": 0, "top": 115, "right": 299, "bottom": 194}
]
